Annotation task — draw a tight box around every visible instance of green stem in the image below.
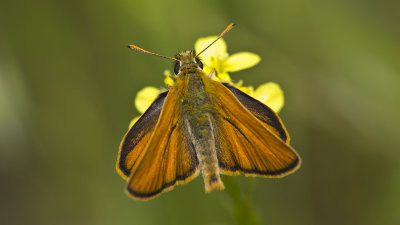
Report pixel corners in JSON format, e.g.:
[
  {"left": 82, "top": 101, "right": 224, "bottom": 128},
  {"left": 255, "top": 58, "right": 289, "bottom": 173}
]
[{"left": 223, "top": 177, "right": 260, "bottom": 225}]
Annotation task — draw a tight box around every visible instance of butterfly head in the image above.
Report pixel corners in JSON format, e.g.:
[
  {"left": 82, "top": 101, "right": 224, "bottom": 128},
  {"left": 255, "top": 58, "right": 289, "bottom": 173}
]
[{"left": 174, "top": 50, "right": 203, "bottom": 75}]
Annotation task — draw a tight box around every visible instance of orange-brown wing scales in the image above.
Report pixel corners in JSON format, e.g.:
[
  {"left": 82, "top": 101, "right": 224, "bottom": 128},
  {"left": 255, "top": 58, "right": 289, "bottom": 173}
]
[
  {"left": 222, "top": 83, "right": 290, "bottom": 143},
  {"left": 127, "top": 123, "right": 177, "bottom": 197},
  {"left": 217, "top": 116, "right": 299, "bottom": 176},
  {"left": 209, "top": 80, "right": 300, "bottom": 177},
  {"left": 121, "top": 128, "right": 154, "bottom": 178},
  {"left": 126, "top": 86, "right": 199, "bottom": 200},
  {"left": 176, "top": 141, "right": 198, "bottom": 180},
  {"left": 117, "top": 92, "right": 168, "bottom": 179}
]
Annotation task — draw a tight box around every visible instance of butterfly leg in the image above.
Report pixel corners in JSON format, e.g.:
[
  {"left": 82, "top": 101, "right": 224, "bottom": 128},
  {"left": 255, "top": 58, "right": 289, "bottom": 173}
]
[{"left": 208, "top": 68, "right": 216, "bottom": 78}]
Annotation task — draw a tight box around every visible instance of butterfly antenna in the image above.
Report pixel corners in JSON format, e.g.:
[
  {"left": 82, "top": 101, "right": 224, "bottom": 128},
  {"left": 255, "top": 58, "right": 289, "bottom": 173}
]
[
  {"left": 127, "top": 44, "right": 180, "bottom": 62},
  {"left": 196, "top": 23, "right": 236, "bottom": 57}
]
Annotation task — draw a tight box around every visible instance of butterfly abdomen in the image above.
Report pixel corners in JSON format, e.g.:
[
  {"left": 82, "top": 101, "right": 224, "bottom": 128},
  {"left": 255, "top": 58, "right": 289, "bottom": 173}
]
[
  {"left": 181, "top": 72, "right": 224, "bottom": 192},
  {"left": 183, "top": 114, "right": 225, "bottom": 192}
]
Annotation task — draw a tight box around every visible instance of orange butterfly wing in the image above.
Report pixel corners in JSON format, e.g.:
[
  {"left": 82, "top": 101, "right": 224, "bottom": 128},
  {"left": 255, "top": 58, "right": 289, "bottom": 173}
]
[
  {"left": 116, "top": 92, "right": 168, "bottom": 180},
  {"left": 222, "top": 83, "right": 290, "bottom": 143},
  {"left": 207, "top": 79, "right": 300, "bottom": 177},
  {"left": 125, "top": 84, "right": 199, "bottom": 200}
]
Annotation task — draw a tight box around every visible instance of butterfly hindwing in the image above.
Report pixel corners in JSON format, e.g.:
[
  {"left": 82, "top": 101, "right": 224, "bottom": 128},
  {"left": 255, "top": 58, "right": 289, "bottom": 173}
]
[
  {"left": 116, "top": 91, "right": 168, "bottom": 179},
  {"left": 208, "top": 79, "right": 300, "bottom": 177},
  {"left": 126, "top": 84, "right": 199, "bottom": 200},
  {"left": 222, "top": 83, "right": 290, "bottom": 143}
]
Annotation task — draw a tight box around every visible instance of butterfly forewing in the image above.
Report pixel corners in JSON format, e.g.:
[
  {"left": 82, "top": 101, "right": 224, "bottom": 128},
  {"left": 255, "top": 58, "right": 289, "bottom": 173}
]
[
  {"left": 222, "top": 83, "right": 290, "bottom": 143},
  {"left": 125, "top": 84, "right": 199, "bottom": 200},
  {"left": 206, "top": 79, "right": 300, "bottom": 177},
  {"left": 117, "top": 91, "right": 168, "bottom": 179}
]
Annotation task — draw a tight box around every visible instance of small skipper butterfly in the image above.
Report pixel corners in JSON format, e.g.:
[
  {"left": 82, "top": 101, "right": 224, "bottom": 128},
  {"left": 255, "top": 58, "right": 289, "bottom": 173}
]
[{"left": 116, "top": 23, "right": 301, "bottom": 201}]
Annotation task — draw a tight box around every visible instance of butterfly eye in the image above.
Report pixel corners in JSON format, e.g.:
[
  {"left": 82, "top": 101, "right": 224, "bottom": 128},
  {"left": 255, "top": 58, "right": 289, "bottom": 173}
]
[
  {"left": 196, "top": 58, "right": 203, "bottom": 70},
  {"left": 174, "top": 62, "right": 180, "bottom": 75}
]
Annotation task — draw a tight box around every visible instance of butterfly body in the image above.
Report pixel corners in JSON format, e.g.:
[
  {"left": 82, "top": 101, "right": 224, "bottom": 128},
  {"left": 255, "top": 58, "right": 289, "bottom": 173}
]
[{"left": 180, "top": 70, "right": 225, "bottom": 192}]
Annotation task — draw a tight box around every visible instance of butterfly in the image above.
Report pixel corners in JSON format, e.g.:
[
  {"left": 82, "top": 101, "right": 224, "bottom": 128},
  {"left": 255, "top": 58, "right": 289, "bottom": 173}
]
[{"left": 116, "top": 23, "right": 301, "bottom": 201}]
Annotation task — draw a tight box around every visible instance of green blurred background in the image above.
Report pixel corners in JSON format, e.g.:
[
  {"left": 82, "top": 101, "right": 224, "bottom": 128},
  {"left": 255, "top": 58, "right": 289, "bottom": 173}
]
[{"left": 1, "top": 0, "right": 399, "bottom": 225}]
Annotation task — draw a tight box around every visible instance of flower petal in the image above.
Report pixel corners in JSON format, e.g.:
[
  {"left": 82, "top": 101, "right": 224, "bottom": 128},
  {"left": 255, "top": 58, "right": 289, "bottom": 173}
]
[
  {"left": 253, "top": 82, "right": 284, "bottom": 113},
  {"left": 216, "top": 72, "right": 231, "bottom": 82},
  {"left": 194, "top": 36, "right": 227, "bottom": 65},
  {"left": 238, "top": 85, "right": 255, "bottom": 96},
  {"left": 163, "top": 70, "right": 174, "bottom": 86},
  {"left": 134, "top": 86, "right": 159, "bottom": 113},
  {"left": 225, "top": 52, "right": 261, "bottom": 72}
]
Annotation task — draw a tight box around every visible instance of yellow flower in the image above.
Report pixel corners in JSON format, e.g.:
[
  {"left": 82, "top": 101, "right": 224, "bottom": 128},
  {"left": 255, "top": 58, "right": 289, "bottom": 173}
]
[
  {"left": 234, "top": 80, "right": 284, "bottom": 113},
  {"left": 194, "top": 36, "right": 260, "bottom": 82},
  {"left": 134, "top": 86, "right": 160, "bottom": 114},
  {"left": 128, "top": 36, "right": 285, "bottom": 128},
  {"left": 193, "top": 36, "right": 283, "bottom": 113},
  {"left": 129, "top": 72, "right": 173, "bottom": 128},
  {"left": 129, "top": 86, "right": 160, "bottom": 127},
  {"left": 253, "top": 82, "right": 284, "bottom": 113},
  {"left": 163, "top": 70, "right": 175, "bottom": 86}
]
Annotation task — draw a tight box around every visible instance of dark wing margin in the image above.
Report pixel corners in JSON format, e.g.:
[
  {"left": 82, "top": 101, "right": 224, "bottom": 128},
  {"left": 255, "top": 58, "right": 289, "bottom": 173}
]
[
  {"left": 116, "top": 91, "right": 168, "bottom": 179},
  {"left": 222, "top": 83, "right": 290, "bottom": 143}
]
